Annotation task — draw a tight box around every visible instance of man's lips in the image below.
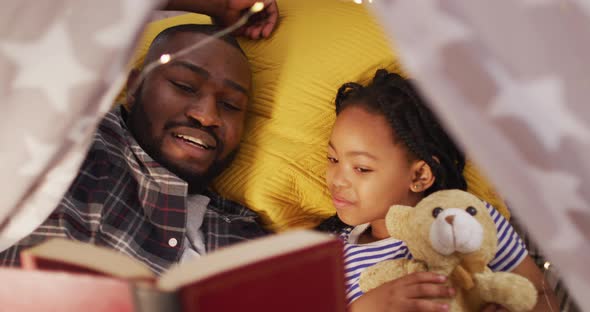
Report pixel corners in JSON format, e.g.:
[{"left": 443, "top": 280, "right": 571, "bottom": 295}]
[
  {"left": 171, "top": 133, "right": 215, "bottom": 161},
  {"left": 171, "top": 129, "right": 217, "bottom": 150}
]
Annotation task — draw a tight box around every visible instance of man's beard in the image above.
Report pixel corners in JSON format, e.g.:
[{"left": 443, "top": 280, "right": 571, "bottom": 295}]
[
  {"left": 154, "top": 144, "right": 238, "bottom": 194},
  {"left": 126, "top": 87, "right": 239, "bottom": 194}
]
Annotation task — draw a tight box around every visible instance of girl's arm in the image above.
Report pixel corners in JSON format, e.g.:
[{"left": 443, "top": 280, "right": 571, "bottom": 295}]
[
  {"left": 480, "top": 204, "right": 559, "bottom": 311},
  {"left": 510, "top": 256, "right": 559, "bottom": 311},
  {"left": 480, "top": 256, "right": 559, "bottom": 312}
]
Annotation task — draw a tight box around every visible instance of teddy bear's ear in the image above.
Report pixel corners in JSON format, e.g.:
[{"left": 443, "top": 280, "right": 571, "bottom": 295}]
[{"left": 385, "top": 205, "right": 413, "bottom": 238}]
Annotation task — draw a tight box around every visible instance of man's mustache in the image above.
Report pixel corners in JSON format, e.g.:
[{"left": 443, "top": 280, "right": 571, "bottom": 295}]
[{"left": 164, "top": 119, "right": 221, "bottom": 150}]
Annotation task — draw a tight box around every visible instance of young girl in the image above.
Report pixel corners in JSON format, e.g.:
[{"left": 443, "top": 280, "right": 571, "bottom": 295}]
[{"left": 320, "top": 70, "right": 557, "bottom": 311}]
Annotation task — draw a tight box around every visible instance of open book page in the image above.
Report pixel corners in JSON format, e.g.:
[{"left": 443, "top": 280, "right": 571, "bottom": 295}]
[
  {"left": 157, "top": 230, "right": 336, "bottom": 291},
  {"left": 20, "top": 239, "right": 155, "bottom": 280}
]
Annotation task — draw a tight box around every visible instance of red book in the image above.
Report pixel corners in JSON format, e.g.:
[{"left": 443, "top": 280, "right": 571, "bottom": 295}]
[{"left": 17, "top": 230, "right": 346, "bottom": 312}]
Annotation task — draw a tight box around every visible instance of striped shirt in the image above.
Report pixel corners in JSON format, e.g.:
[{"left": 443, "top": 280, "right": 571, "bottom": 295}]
[
  {"left": 0, "top": 106, "right": 268, "bottom": 274},
  {"left": 341, "top": 202, "right": 528, "bottom": 304}
]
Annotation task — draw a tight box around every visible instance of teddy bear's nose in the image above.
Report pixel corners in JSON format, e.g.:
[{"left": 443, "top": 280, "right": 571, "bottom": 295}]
[{"left": 445, "top": 215, "right": 455, "bottom": 225}]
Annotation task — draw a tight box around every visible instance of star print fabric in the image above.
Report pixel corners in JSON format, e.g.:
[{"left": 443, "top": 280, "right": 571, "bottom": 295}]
[
  {"left": 0, "top": 0, "right": 162, "bottom": 250},
  {"left": 370, "top": 0, "right": 590, "bottom": 309}
]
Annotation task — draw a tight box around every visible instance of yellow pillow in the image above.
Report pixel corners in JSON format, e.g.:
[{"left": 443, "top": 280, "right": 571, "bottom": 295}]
[
  {"left": 118, "top": 0, "right": 509, "bottom": 231},
  {"left": 465, "top": 161, "right": 510, "bottom": 219}
]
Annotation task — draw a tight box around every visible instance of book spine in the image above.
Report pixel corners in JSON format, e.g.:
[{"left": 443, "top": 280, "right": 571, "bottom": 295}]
[{"left": 132, "top": 283, "right": 182, "bottom": 312}]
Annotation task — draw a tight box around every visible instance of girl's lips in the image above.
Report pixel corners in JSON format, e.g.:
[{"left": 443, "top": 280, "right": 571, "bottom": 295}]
[{"left": 332, "top": 196, "right": 354, "bottom": 209}]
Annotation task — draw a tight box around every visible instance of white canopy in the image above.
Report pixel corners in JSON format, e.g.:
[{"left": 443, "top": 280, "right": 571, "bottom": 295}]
[
  {"left": 0, "top": 0, "right": 588, "bottom": 309},
  {"left": 370, "top": 0, "right": 590, "bottom": 308}
]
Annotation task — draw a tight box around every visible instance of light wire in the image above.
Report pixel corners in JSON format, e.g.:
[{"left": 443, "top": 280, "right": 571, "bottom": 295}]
[{"left": 127, "top": 2, "right": 265, "bottom": 96}]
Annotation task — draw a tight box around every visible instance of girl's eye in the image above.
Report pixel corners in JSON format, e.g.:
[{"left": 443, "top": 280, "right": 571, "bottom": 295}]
[
  {"left": 220, "top": 101, "right": 241, "bottom": 112},
  {"left": 355, "top": 167, "right": 373, "bottom": 173},
  {"left": 327, "top": 156, "right": 338, "bottom": 164},
  {"left": 170, "top": 81, "right": 196, "bottom": 94}
]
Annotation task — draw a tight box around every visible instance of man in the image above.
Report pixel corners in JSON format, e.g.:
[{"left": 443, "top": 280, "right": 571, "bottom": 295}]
[{"left": 0, "top": 3, "right": 277, "bottom": 273}]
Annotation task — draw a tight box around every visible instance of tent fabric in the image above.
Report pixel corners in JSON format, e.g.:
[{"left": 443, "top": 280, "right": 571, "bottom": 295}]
[
  {"left": 0, "top": 0, "right": 163, "bottom": 251},
  {"left": 1, "top": 0, "right": 588, "bottom": 308},
  {"left": 370, "top": 0, "right": 589, "bottom": 308}
]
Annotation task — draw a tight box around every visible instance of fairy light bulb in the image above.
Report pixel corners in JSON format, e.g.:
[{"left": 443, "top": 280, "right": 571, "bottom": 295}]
[
  {"left": 159, "top": 54, "right": 171, "bottom": 64},
  {"left": 250, "top": 2, "right": 265, "bottom": 13},
  {"left": 353, "top": 0, "right": 363, "bottom": 3},
  {"left": 543, "top": 261, "right": 551, "bottom": 270}
]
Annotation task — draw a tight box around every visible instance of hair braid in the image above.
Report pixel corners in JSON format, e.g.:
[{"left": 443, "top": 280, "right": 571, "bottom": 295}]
[{"left": 335, "top": 82, "right": 363, "bottom": 113}]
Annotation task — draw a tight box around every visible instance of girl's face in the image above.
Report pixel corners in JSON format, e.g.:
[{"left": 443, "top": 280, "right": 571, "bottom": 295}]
[{"left": 326, "top": 105, "right": 421, "bottom": 234}]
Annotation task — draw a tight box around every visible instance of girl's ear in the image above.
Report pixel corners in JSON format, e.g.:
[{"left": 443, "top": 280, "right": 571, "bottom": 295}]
[{"left": 409, "top": 160, "right": 435, "bottom": 193}]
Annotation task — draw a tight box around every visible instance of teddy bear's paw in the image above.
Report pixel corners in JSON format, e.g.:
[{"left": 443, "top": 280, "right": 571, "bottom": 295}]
[
  {"left": 475, "top": 272, "right": 538, "bottom": 312},
  {"left": 359, "top": 259, "right": 411, "bottom": 292}
]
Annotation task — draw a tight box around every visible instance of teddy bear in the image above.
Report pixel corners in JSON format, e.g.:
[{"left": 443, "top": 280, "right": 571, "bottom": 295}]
[{"left": 359, "top": 190, "right": 537, "bottom": 312}]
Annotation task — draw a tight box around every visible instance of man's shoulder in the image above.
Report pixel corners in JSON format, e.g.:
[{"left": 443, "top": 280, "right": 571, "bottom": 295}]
[
  {"left": 68, "top": 106, "right": 134, "bottom": 201},
  {"left": 316, "top": 215, "right": 349, "bottom": 235},
  {"left": 204, "top": 190, "right": 259, "bottom": 219},
  {"left": 81, "top": 106, "right": 131, "bottom": 169},
  {"left": 92, "top": 107, "right": 128, "bottom": 150},
  {"left": 202, "top": 190, "right": 270, "bottom": 248}
]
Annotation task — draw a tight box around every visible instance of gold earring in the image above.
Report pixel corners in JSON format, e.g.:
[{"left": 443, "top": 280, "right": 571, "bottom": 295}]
[{"left": 412, "top": 184, "right": 420, "bottom": 191}]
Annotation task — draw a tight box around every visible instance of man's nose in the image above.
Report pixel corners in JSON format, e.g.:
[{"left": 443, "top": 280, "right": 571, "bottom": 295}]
[{"left": 185, "top": 95, "right": 222, "bottom": 128}]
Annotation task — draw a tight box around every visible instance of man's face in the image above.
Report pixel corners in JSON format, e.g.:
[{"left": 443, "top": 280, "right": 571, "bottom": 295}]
[{"left": 127, "top": 32, "right": 251, "bottom": 191}]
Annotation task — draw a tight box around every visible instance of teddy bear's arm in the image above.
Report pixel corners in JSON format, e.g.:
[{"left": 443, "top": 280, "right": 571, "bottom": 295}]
[
  {"left": 450, "top": 265, "right": 474, "bottom": 290},
  {"left": 450, "top": 253, "right": 488, "bottom": 290},
  {"left": 359, "top": 259, "right": 426, "bottom": 293},
  {"left": 474, "top": 271, "right": 538, "bottom": 312}
]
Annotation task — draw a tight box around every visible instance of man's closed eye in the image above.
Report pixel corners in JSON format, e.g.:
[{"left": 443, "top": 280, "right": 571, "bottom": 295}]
[{"left": 170, "top": 80, "right": 197, "bottom": 94}]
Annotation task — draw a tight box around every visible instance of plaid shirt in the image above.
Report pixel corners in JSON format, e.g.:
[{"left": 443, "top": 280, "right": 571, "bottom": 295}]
[{"left": 0, "top": 106, "right": 268, "bottom": 274}]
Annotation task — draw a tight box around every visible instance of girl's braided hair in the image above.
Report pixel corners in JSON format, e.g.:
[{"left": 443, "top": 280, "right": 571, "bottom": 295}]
[{"left": 335, "top": 69, "right": 467, "bottom": 195}]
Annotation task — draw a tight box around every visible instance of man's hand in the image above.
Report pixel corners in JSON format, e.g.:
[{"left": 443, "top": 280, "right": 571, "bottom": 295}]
[
  {"left": 350, "top": 272, "right": 455, "bottom": 312},
  {"left": 165, "top": 0, "right": 279, "bottom": 39},
  {"left": 216, "top": 0, "right": 279, "bottom": 39}
]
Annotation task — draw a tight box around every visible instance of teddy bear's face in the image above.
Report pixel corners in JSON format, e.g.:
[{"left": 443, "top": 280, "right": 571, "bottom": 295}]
[
  {"left": 387, "top": 190, "right": 498, "bottom": 266},
  {"left": 430, "top": 207, "right": 484, "bottom": 256}
]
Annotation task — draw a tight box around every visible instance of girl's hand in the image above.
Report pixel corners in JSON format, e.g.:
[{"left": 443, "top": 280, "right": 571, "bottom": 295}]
[{"left": 350, "top": 272, "right": 455, "bottom": 312}]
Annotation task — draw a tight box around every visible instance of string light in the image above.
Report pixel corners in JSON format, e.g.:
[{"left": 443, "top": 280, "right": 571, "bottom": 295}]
[
  {"left": 159, "top": 54, "right": 171, "bottom": 64},
  {"left": 251, "top": 1, "right": 265, "bottom": 13},
  {"left": 128, "top": 1, "right": 265, "bottom": 96},
  {"left": 543, "top": 261, "right": 551, "bottom": 270},
  {"left": 542, "top": 261, "right": 556, "bottom": 312}
]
